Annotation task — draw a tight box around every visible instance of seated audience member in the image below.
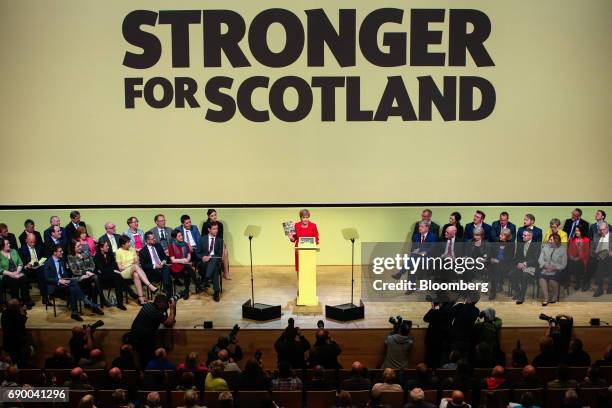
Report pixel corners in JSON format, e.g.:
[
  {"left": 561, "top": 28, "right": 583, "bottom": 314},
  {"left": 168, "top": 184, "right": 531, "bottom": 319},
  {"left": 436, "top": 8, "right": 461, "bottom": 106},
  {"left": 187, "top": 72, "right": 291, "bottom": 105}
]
[
  {"left": 482, "top": 365, "right": 509, "bottom": 390},
  {"left": 564, "top": 338, "right": 591, "bottom": 366},
  {"left": 367, "top": 389, "right": 385, "bottom": 408},
  {"left": 124, "top": 217, "right": 145, "bottom": 252},
  {"left": 218, "top": 349, "right": 240, "bottom": 372},
  {"left": 271, "top": 361, "right": 302, "bottom": 391},
  {"left": 372, "top": 367, "right": 402, "bottom": 392},
  {"left": 440, "top": 390, "right": 470, "bottom": 408},
  {"left": 78, "top": 348, "right": 107, "bottom": 370},
  {"left": 237, "top": 358, "right": 269, "bottom": 391},
  {"left": 64, "top": 210, "right": 87, "bottom": 243},
  {"left": 176, "top": 214, "right": 201, "bottom": 256},
  {"left": 517, "top": 214, "right": 543, "bottom": 243},
  {"left": 579, "top": 364, "right": 608, "bottom": 388},
  {"left": 77, "top": 394, "right": 96, "bottom": 408},
  {"left": 98, "top": 222, "right": 121, "bottom": 254},
  {"left": 104, "top": 367, "right": 124, "bottom": 390},
  {"left": 532, "top": 336, "right": 559, "bottom": 367},
  {"left": 563, "top": 208, "right": 589, "bottom": 239},
  {"left": 463, "top": 210, "right": 493, "bottom": 242},
  {"left": 76, "top": 226, "right": 96, "bottom": 256},
  {"left": 274, "top": 322, "right": 311, "bottom": 370},
  {"left": 547, "top": 364, "right": 578, "bottom": 389},
  {"left": 44, "top": 244, "right": 103, "bottom": 321},
  {"left": 404, "top": 387, "right": 435, "bottom": 408},
  {"left": 472, "top": 342, "right": 495, "bottom": 369},
  {"left": 148, "top": 214, "right": 174, "bottom": 254},
  {"left": 44, "top": 225, "right": 67, "bottom": 258},
  {"left": 18, "top": 219, "right": 42, "bottom": 249},
  {"left": 218, "top": 391, "right": 233, "bottom": 408},
  {"left": 116, "top": 235, "right": 158, "bottom": 305},
  {"left": 511, "top": 229, "right": 541, "bottom": 304},
  {"left": 144, "top": 391, "right": 163, "bottom": 408},
  {"left": 592, "top": 221, "right": 611, "bottom": 297},
  {"left": 1, "top": 365, "right": 21, "bottom": 387},
  {"left": 306, "top": 365, "right": 333, "bottom": 390},
  {"left": 70, "top": 325, "right": 93, "bottom": 362},
  {"left": 176, "top": 371, "right": 198, "bottom": 391},
  {"left": 202, "top": 209, "right": 231, "bottom": 279},
  {"left": 196, "top": 221, "right": 224, "bottom": 302},
  {"left": 180, "top": 389, "right": 202, "bottom": 408},
  {"left": 110, "top": 388, "right": 134, "bottom": 408},
  {"left": 207, "top": 334, "right": 243, "bottom": 366},
  {"left": 44, "top": 216, "right": 65, "bottom": 243},
  {"left": 561, "top": 389, "right": 579, "bottom": 408},
  {"left": 404, "top": 363, "right": 438, "bottom": 391},
  {"left": 44, "top": 347, "right": 75, "bottom": 369},
  {"left": 491, "top": 211, "right": 517, "bottom": 242},
  {"left": 381, "top": 320, "right": 413, "bottom": 369},
  {"left": 442, "top": 360, "right": 478, "bottom": 394},
  {"left": 68, "top": 240, "right": 108, "bottom": 307},
  {"left": 341, "top": 361, "right": 372, "bottom": 390},
  {"left": 441, "top": 350, "right": 461, "bottom": 369},
  {"left": 511, "top": 343, "right": 529, "bottom": 368},
  {"left": 63, "top": 367, "right": 94, "bottom": 390},
  {"left": 508, "top": 391, "right": 540, "bottom": 408},
  {"left": 111, "top": 344, "right": 138, "bottom": 371},
  {"left": 168, "top": 230, "right": 200, "bottom": 300},
  {"left": 0, "top": 223, "right": 18, "bottom": 250},
  {"left": 177, "top": 352, "right": 207, "bottom": 374},
  {"left": 19, "top": 233, "right": 46, "bottom": 303},
  {"left": 94, "top": 241, "right": 128, "bottom": 310},
  {"left": 567, "top": 226, "right": 590, "bottom": 290},
  {"left": 309, "top": 328, "right": 342, "bottom": 369},
  {"left": 337, "top": 390, "right": 354, "bottom": 408},
  {"left": 1, "top": 299, "right": 30, "bottom": 366},
  {"left": 544, "top": 218, "right": 568, "bottom": 243},
  {"left": 0, "top": 238, "right": 33, "bottom": 308},
  {"left": 441, "top": 212, "right": 464, "bottom": 241},
  {"left": 140, "top": 232, "right": 172, "bottom": 295},
  {"left": 145, "top": 347, "right": 176, "bottom": 371},
  {"left": 589, "top": 210, "right": 606, "bottom": 241},
  {"left": 512, "top": 365, "right": 542, "bottom": 389},
  {"left": 537, "top": 233, "right": 567, "bottom": 306},
  {"left": 205, "top": 360, "right": 229, "bottom": 391},
  {"left": 488, "top": 228, "right": 515, "bottom": 300},
  {"left": 412, "top": 209, "right": 441, "bottom": 239}
]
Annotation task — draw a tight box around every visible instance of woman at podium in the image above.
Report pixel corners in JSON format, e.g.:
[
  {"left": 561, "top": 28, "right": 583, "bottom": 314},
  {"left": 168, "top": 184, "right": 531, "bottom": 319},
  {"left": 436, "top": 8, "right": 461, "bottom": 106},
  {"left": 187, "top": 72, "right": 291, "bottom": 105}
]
[{"left": 289, "top": 209, "right": 319, "bottom": 273}]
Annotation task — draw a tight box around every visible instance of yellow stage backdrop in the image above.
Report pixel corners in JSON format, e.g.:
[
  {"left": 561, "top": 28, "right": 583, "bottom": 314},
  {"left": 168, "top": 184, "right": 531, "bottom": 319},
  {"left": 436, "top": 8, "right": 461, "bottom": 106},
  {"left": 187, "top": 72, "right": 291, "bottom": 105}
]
[
  {"left": 0, "top": 0, "right": 611, "bottom": 205},
  {"left": 0, "top": 206, "right": 609, "bottom": 265}
]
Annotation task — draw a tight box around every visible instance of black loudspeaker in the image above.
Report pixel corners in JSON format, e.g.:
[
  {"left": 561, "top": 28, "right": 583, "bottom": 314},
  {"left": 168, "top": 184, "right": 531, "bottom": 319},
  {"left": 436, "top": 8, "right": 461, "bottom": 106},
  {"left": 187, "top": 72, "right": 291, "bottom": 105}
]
[
  {"left": 242, "top": 300, "right": 282, "bottom": 321},
  {"left": 325, "top": 300, "right": 365, "bottom": 322},
  {"left": 590, "top": 318, "right": 600, "bottom": 326}
]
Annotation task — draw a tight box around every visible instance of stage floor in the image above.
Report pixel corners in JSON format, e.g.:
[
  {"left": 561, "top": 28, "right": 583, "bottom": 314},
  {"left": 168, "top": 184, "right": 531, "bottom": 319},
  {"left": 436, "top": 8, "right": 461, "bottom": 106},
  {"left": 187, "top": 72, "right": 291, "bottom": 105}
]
[{"left": 26, "top": 265, "right": 612, "bottom": 329}]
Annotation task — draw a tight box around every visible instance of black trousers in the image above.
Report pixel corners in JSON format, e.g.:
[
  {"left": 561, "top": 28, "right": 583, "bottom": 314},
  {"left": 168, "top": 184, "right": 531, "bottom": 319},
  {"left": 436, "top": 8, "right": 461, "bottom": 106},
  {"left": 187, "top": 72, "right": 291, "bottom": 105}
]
[
  {"left": 594, "top": 256, "right": 611, "bottom": 289},
  {"left": 3, "top": 274, "right": 32, "bottom": 304},
  {"left": 510, "top": 268, "right": 532, "bottom": 300},
  {"left": 172, "top": 264, "right": 196, "bottom": 294},
  {"left": 144, "top": 265, "right": 172, "bottom": 295},
  {"left": 51, "top": 281, "right": 88, "bottom": 313},
  {"left": 78, "top": 275, "right": 106, "bottom": 305},
  {"left": 198, "top": 259, "right": 221, "bottom": 293},
  {"left": 99, "top": 271, "right": 125, "bottom": 306}
]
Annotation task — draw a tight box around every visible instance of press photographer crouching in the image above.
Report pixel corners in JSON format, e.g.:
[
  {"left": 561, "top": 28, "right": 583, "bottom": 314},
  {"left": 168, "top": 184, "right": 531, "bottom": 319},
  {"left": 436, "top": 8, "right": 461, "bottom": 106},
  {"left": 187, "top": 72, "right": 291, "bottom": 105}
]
[
  {"left": 381, "top": 316, "right": 414, "bottom": 369},
  {"left": 207, "top": 324, "right": 242, "bottom": 365},
  {"left": 69, "top": 319, "right": 104, "bottom": 363},
  {"left": 128, "top": 293, "right": 176, "bottom": 369}
]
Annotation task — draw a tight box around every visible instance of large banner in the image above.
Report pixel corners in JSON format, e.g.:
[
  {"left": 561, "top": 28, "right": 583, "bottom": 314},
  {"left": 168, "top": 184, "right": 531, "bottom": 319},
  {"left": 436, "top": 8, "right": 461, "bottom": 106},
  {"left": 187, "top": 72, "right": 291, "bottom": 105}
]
[{"left": 1, "top": 0, "right": 611, "bottom": 205}]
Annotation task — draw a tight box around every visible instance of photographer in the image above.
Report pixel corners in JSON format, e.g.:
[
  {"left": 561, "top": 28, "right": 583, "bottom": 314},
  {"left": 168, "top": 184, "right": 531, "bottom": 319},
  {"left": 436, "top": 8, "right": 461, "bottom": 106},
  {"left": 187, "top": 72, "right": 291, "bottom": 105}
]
[
  {"left": 1, "top": 298, "right": 31, "bottom": 366},
  {"left": 128, "top": 293, "right": 176, "bottom": 369},
  {"left": 544, "top": 313, "right": 573, "bottom": 358},
  {"left": 206, "top": 325, "right": 242, "bottom": 365},
  {"left": 69, "top": 325, "right": 94, "bottom": 363},
  {"left": 423, "top": 301, "right": 452, "bottom": 368},
  {"left": 308, "top": 329, "right": 342, "bottom": 369},
  {"left": 381, "top": 317, "right": 413, "bottom": 369},
  {"left": 274, "top": 318, "right": 310, "bottom": 370}
]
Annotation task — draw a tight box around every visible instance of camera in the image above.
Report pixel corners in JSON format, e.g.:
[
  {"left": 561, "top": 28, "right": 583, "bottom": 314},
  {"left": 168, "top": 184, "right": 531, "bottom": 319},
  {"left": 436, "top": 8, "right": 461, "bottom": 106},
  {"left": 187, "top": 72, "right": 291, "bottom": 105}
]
[
  {"left": 539, "top": 313, "right": 558, "bottom": 324},
  {"left": 317, "top": 320, "right": 325, "bottom": 329},
  {"left": 168, "top": 294, "right": 182, "bottom": 304},
  {"left": 389, "top": 315, "right": 412, "bottom": 334},
  {"left": 84, "top": 320, "right": 104, "bottom": 331},
  {"left": 229, "top": 324, "right": 240, "bottom": 342}
]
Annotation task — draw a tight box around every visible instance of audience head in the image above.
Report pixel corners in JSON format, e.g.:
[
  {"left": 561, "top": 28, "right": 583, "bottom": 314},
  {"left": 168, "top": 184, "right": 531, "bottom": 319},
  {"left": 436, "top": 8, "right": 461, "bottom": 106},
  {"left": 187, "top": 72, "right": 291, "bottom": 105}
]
[
  {"left": 564, "top": 389, "right": 578, "bottom": 405},
  {"left": 69, "top": 240, "right": 81, "bottom": 256},
  {"left": 409, "top": 387, "right": 425, "bottom": 402},
  {"left": 338, "top": 390, "right": 352, "bottom": 408},
  {"left": 77, "top": 394, "right": 95, "bottom": 408},
  {"left": 146, "top": 391, "right": 162, "bottom": 408},
  {"left": 218, "top": 391, "right": 233, "bottom": 408},
  {"left": 418, "top": 220, "right": 430, "bottom": 234},
  {"left": 499, "top": 211, "right": 509, "bottom": 223},
  {"left": 491, "top": 365, "right": 505, "bottom": 378},
  {"left": 144, "top": 231, "right": 156, "bottom": 246},
  {"left": 449, "top": 211, "right": 462, "bottom": 225},
  {"left": 243, "top": 359, "right": 261, "bottom": 376},
  {"left": 382, "top": 367, "right": 396, "bottom": 384},
  {"left": 548, "top": 233, "right": 561, "bottom": 247},
  {"left": 586, "top": 364, "right": 601, "bottom": 381},
  {"left": 180, "top": 371, "right": 195, "bottom": 388},
  {"left": 421, "top": 209, "right": 433, "bottom": 222},
  {"left": 351, "top": 361, "right": 365, "bottom": 377},
  {"left": 522, "top": 229, "right": 533, "bottom": 242},
  {"left": 25, "top": 232, "right": 36, "bottom": 247},
  {"left": 154, "top": 348, "right": 166, "bottom": 360},
  {"left": 571, "top": 208, "right": 582, "bottom": 221},
  {"left": 523, "top": 213, "right": 536, "bottom": 227},
  {"left": 312, "top": 365, "right": 325, "bottom": 379},
  {"left": 111, "top": 389, "right": 128, "bottom": 405},
  {"left": 569, "top": 338, "right": 583, "bottom": 353},
  {"left": 50, "top": 215, "right": 61, "bottom": 227},
  {"left": 500, "top": 228, "right": 512, "bottom": 241},
  {"left": 598, "top": 221, "right": 609, "bottom": 236},
  {"left": 184, "top": 352, "right": 199, "bottom": 368},
  {"left": 70, "top": 366, "right": 84, "bottom": 380},
  {"left": 119, "top": 344, "right": 134, "bottom": 359},
  {"left": 472, "top": 226, "right": 484, "bottom": 241},
  {"left": 210, "top": 360, "right": 225, "bottom": 378},
  {"left": 118, "top": 235, "right": 130, "bottom": 249},
  {"left": 154, "top": 214, "right": 166, "bottom": 228},
  {"left": 207, "top": 221, "right": 219, "bottom": 235},
  {"left": 76, "top": 226, "right": 88, "bottom": 240},
  {"left": 522, "top": 364, "right": 536, "bottom": 379},
  {"left": 549, "top": 218, "right": 561, "bottom": 233},
  {"left": 70, "top": 210, "right": 81, "bottom": 223},
  {"left": 89, "top": 348, "right": 103, "bottom": 362},
  {"left": 171, "top": 230, "right": 182, "bottom": 242},
  {"left": 0, "top": 224, "right": 8, "bottom": 238},
  {"left": 7, "top": 298, "right": 21, "bottom": 311},
  {"left": 6, "top": 365, "right": 19, "bottom": 382},
  {"left": 450, "top": 390, "right": 465, "bottom": 406},
  {"left": 180, "top": 214, "right": 192, "bottom": 228},
  {"left": 473, "top": 210, "right": 486, "bottom": 224},
  {"left": 103, "top": 222, "right": 116, "bottom": 236},
  {"left": 127, "top": 216, "right": 139, "bottom": 230},
  {"left": 207, "top": 209, "right": 218, "bottom": 221},
  {"left": 51, "top": 225, "right": 62, "bottom": 241},
  {"left": 218, "top": 349, "right": 229, "bottom": 362},
  {"left": 370, "top": 389, "right": 382, "bottom": 405},
  {"left": 539, "top": 336, "right": 554, "bottom": 352},
  {"left": 108, "top": 367, "right": 122, "bottom": 381},
  {"left": 445, "top": 225, "right": 457, "bottom": 239},
  {"left": 0, "top": 238, "right": 8, "bottom": 252},
  {"left": 595, "top": 209, "right": 606, "bottom": 221},
  {"left": 415, "top": 363, "right": 429, "bottom": 377},
  {"left": 54, "top": 347, "right": 69, "bottom": 359},
  {"left": 183, "top": 389, "right": 199, "bottom": 408}
]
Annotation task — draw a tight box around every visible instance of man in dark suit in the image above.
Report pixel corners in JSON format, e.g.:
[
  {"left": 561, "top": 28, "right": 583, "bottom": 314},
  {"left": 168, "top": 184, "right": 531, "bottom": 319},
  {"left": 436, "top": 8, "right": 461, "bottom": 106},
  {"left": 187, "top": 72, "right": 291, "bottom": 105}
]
[
  {"left": 140, "top": 232, "right": 172, "bottom": 295},
  {"left": 43, "top": 226, "right": 67, "bottom": 258},
  {"left": 18, "top": 233, "right": 47, "bottom": 305},
  {"left": 64, "top": 210, "right": 86, "bottom": 243},
  {"left": 392, "top": 221, "right": 437, "bottom": 280},
  {"left": 412, "top": 209, "right": 440, "bottom": 240},
  {"left": 43, "top": 244, "right": 103, "bottom": 321},
  {"left": 517, "top": 213, "right": 543, "bottom": 243},
  {"left": 589, "top": 210, "right": 606, "bottom": 241},
  {"left": 196, "top": 221, "right": 224, "bottom": 301},
  {"left": 491, "top": 211, "right": 517, "bottom": 242},
  {"left": 511, "top": 229, "right": 541, "bottom": 304},
  {"left": 148, "top": 214, "right": 174, "bottom": 254},
  {"left": 563, "top": 208, "right": 590, "bottom": 240},
  {"left": 463, "top": 210, "right": 493, "bottom": 242},
  {"left": 591, "top": 221, "right": 611, "bottom": 297},
  {"left": 18, "top": 219, "right": 43, "bottom": 249},
  {"left": 98, "top": 222, "right": 121, "bottom": 254},
  {"left": 43, "top": 215, "right": 66, "bottom": 244},
  {"left": 0, "top": 223, "right": 18, "bottom": 250}
]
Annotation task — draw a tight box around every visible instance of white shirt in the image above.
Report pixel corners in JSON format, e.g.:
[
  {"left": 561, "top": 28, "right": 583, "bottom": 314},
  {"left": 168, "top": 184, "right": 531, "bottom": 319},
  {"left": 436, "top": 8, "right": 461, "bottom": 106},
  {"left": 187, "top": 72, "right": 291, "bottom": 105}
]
[
  {"left": 208, "top": 234, "right": 216, "bottom": 256},
  {"left": 184, "top": 229, "right": 196, "bottom": 247}
]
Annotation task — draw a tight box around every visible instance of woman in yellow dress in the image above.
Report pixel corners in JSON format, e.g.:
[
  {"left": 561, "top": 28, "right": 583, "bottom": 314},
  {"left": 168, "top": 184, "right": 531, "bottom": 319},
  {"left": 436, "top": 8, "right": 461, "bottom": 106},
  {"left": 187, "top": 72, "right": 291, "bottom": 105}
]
[{"left": 115, "top": 235, "right": 158, "bottom": 305}]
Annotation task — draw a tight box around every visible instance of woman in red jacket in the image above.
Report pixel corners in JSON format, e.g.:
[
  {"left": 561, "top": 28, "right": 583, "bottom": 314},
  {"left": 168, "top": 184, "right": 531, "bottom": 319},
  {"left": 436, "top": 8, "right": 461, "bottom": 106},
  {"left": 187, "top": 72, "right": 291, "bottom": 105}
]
[
  {"left": 289, "top": 209, "right": 319, "bottom": 274},
  {"left": 567, "top": 226, "right": 590, "bottom": 290}
]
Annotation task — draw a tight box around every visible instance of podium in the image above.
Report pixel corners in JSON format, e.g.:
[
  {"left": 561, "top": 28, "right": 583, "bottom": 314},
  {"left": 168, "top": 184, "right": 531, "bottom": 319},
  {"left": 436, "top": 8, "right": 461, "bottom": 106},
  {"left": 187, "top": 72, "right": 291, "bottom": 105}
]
[{"left": 296, "top": 239, "right": 319, "bottom": 306}]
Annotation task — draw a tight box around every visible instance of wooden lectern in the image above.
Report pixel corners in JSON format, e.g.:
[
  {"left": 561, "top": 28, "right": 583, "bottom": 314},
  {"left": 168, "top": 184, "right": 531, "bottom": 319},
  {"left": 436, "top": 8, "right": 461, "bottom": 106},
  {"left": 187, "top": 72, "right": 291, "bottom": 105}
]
[{"left": 296, "top": 237, "right": 319, "bottom": 306}]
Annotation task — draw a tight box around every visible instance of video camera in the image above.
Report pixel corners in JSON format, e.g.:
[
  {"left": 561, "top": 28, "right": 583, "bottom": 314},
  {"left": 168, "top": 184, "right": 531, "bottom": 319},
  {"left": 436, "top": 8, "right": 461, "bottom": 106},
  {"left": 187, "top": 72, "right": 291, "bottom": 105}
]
[
  {"left": 229, "top": 324, "right": 240, "bottom": 342},
  {"left": 84, "top": 320, "right": 104, "bottom": 331},
  {"left": 389, "top": 315, "right": 412, "bottom": 334}
]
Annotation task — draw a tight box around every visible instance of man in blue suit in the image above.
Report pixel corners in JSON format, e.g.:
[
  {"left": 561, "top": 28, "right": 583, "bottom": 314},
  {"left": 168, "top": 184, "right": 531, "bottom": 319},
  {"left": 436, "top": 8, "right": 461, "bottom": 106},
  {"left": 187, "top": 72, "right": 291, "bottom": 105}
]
[
  {"left": 43, "top": 244, "right": 103, "bottom": 321},
  {"left": 517, "top": 213, "right": 543, "bottom": 243},
  {"left": 392, "top": 221, "right": 437, "bottom": 280},
  {"left": 176, "top": 214, "right": 201, "bottom": 255},
  {"left": 464, "top": 210, "right": 493, "bottom": 242},
  {"left": 491, "top": 211, "right": 517, "bottom": 242}
]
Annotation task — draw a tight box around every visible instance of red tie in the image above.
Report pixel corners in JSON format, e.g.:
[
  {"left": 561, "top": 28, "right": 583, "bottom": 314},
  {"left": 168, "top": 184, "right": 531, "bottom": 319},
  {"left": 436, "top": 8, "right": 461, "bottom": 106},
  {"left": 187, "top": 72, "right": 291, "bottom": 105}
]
[
  {"left": 209, "top": 237, "right": 215, "bottom": 253},
  {"left": 446, "top": 240, "right": 452, "bottom": 257},
  {"left": 421, "top": 235, "right": 425, "bottom": 243}
]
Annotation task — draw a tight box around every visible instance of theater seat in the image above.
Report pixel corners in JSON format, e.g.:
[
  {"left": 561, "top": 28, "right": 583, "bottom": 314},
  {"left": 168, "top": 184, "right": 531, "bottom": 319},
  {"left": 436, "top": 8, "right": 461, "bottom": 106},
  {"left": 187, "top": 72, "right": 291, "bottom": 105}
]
[
  {"left": 238, "top": 390, "right": 270, "bottom": 407},
  {"left": 512, "top": 388, "right": 544, "bottom": 406},
  {"left": 307, "top": 390, "right": 336, "bottom": 407},
  {"left": 348, "top": 390, "right": 371, "bottom": 408},
  {"left": 380, "top": 391, "right": 404, "bottom": 408},
  {"left": 545, "top": 388, "right": 571, "bottom": 408},
  {"left": 69, "top": 390, "right": 92, "bottom": 408},
  {"left": 272, "top": 390, "right": 302, "bottom": 408},
  {"left": 204, "top": 390, "right": 233, "bottom": 408},
  {"left": 578, "top": 387, "right": 608, "bottom": 408}
]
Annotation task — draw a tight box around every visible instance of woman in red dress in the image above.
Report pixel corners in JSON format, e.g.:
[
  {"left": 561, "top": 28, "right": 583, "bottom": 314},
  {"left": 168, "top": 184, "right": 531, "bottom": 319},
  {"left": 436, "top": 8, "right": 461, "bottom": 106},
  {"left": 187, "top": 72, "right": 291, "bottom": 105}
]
[
  {"left": 567, "top": 226, "right": 590, "bottom": 290},
  {"left": 289, "top": 209, "right": 319, "bottom": 273}
]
